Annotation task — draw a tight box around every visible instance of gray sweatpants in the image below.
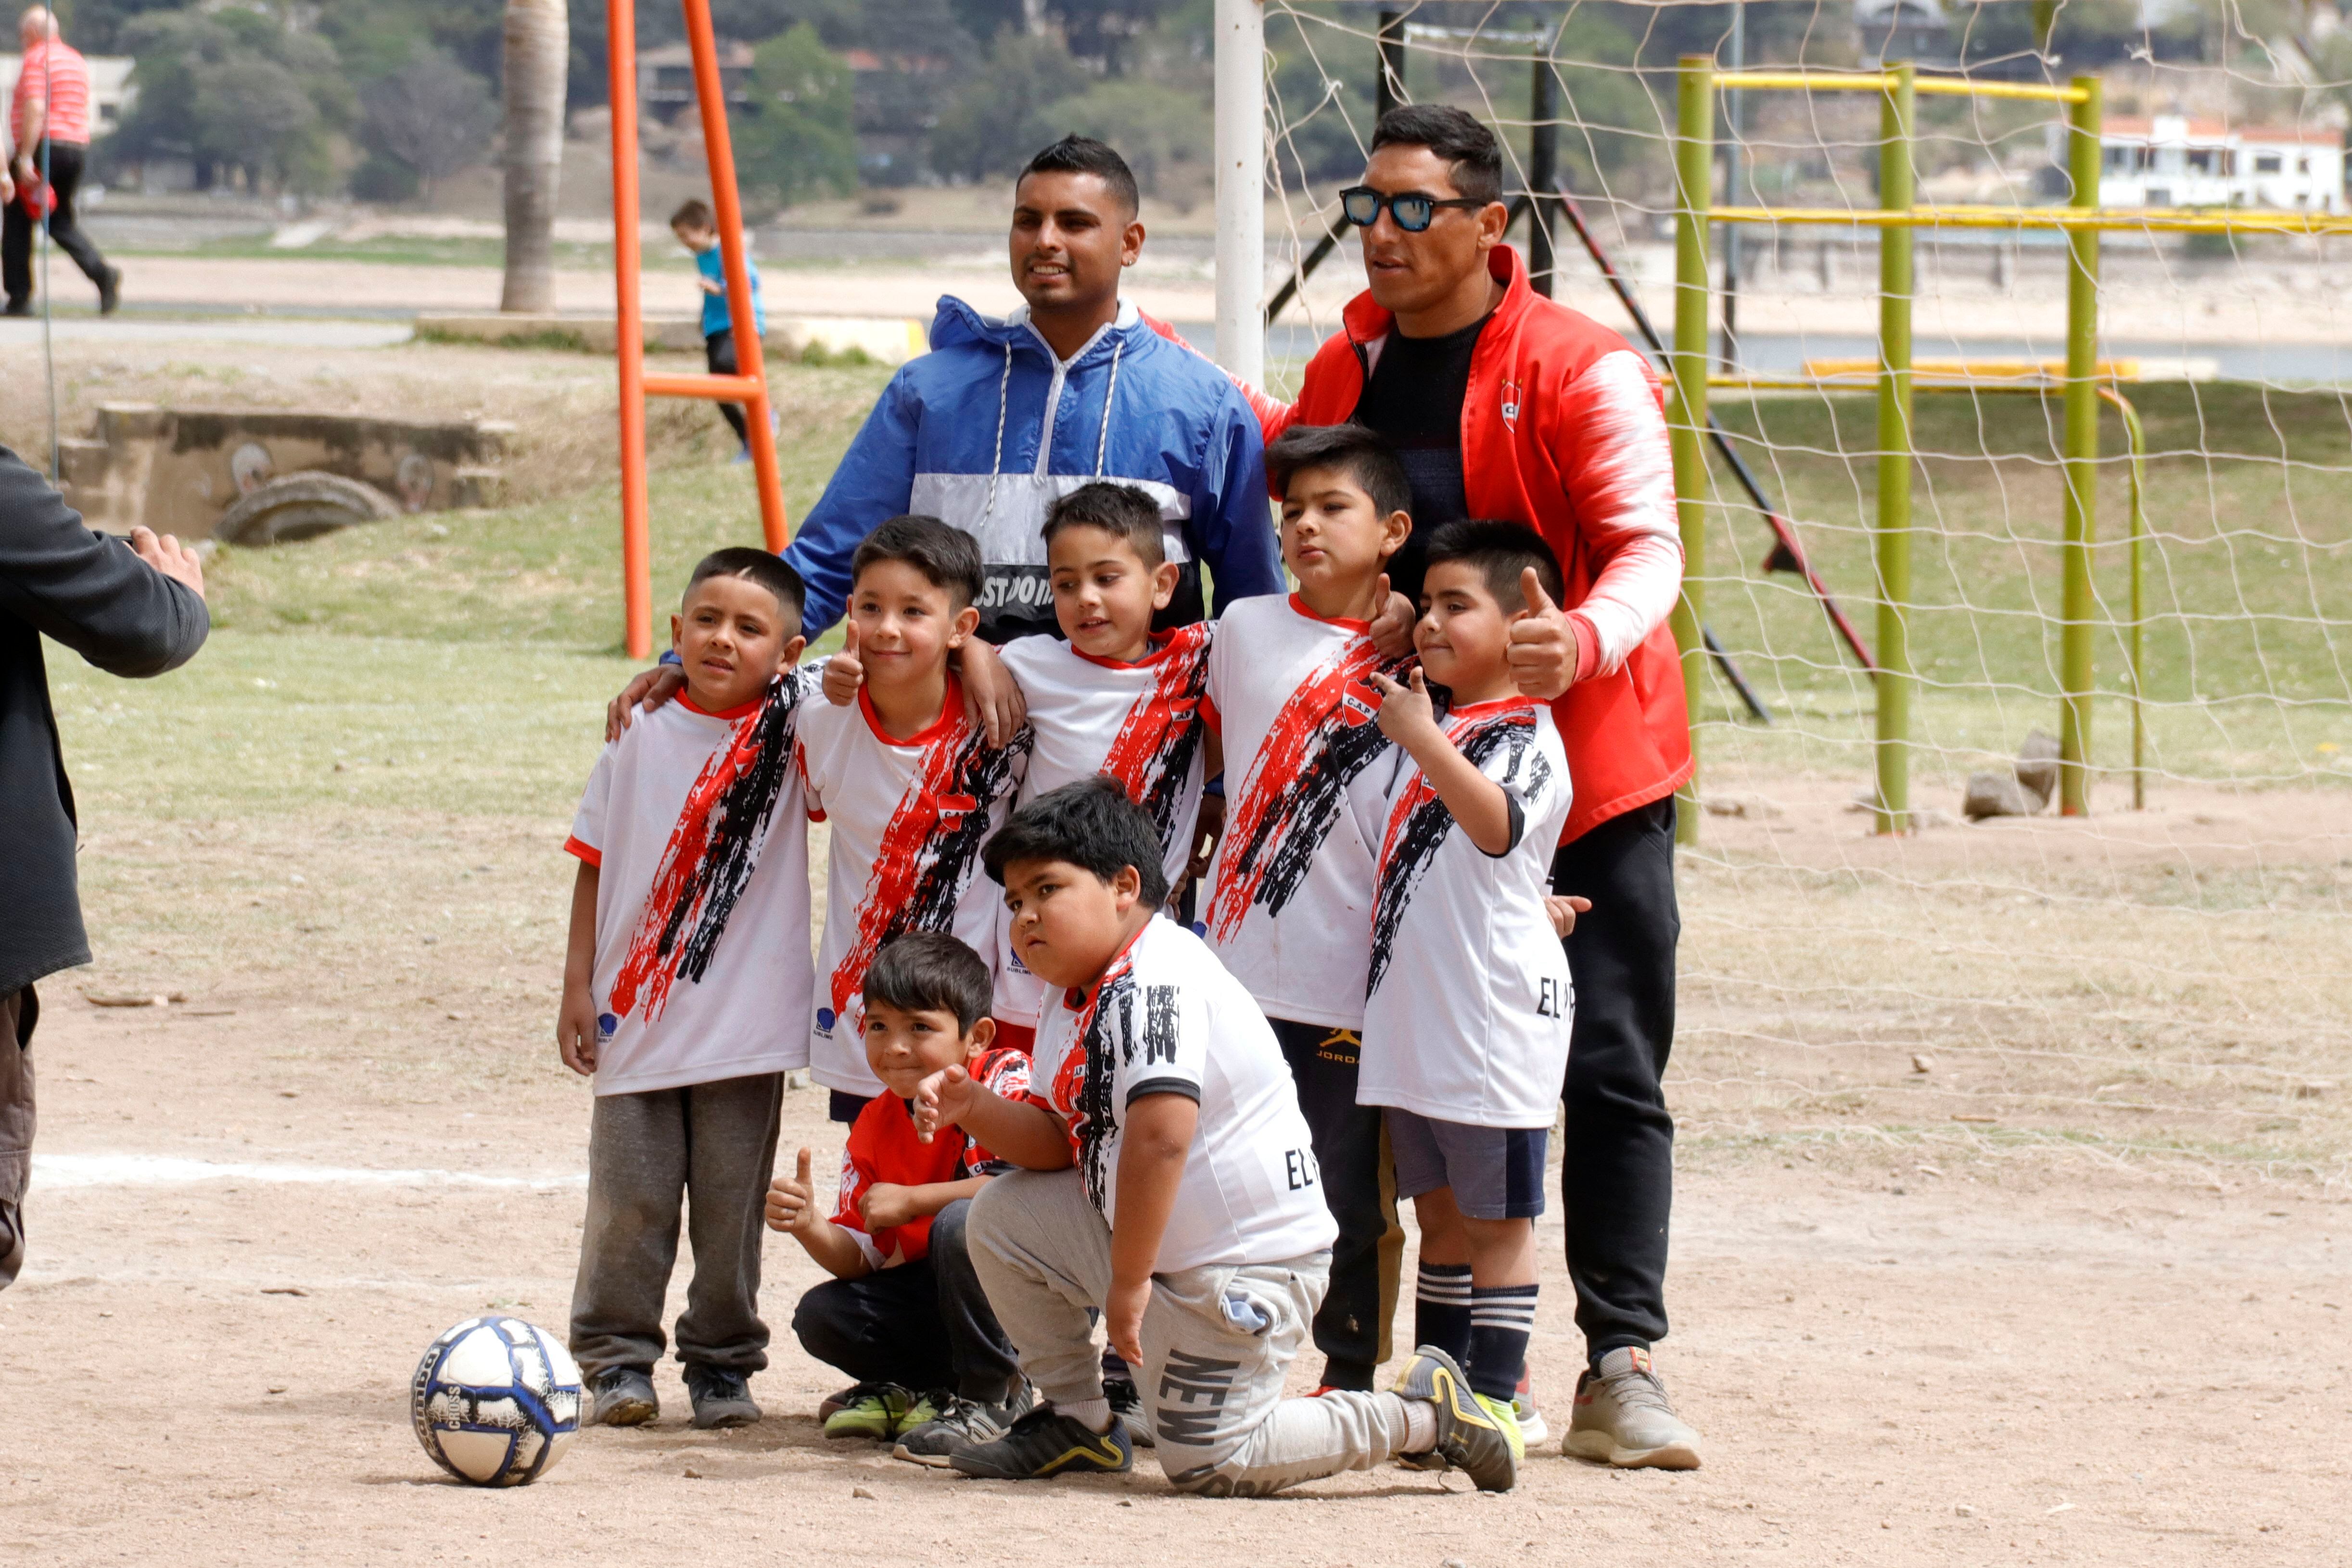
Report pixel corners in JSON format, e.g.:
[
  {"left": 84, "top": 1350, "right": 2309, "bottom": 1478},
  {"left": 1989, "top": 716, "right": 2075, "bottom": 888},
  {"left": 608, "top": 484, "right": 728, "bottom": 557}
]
[
  {"left": 568, "top": 1073, "right": 782, "bottom": 1376},
  {"left": 967, "top": 1168, "right": 1413, "bottom": 1496}
]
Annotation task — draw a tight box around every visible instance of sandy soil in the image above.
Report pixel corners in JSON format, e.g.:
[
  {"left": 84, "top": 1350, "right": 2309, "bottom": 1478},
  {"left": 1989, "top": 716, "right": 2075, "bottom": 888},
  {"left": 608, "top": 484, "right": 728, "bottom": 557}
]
[{"left": 5, "top": 785, "right": 2348, "bottom": 1566}]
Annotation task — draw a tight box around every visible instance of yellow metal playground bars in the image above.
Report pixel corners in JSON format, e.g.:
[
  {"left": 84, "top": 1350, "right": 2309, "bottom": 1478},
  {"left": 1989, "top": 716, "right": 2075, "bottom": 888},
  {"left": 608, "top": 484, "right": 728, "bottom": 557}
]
[{"left": 1670, "top": 58, "right": 2352, "bottom": 839}]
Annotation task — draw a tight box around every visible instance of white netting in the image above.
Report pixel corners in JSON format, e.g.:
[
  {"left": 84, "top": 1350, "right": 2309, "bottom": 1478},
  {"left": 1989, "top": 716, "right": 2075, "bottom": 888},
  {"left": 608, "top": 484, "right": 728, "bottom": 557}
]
[{"left": 1254, "top": 3, "right": 2352, "bottom": 1186}]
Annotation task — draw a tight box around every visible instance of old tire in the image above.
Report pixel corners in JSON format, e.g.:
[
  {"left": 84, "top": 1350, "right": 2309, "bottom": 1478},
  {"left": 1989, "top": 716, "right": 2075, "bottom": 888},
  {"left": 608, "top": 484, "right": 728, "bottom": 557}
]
[{"left": 215, "top": 472, "right": 399, "bottom": 546}]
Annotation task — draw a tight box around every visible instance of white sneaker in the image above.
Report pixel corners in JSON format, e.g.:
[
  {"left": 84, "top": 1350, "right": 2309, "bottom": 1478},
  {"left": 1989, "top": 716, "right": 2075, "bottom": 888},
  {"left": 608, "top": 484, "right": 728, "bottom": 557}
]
[{"left": 1565, "top": 1348, "right": 1701, "bottom": 1469}]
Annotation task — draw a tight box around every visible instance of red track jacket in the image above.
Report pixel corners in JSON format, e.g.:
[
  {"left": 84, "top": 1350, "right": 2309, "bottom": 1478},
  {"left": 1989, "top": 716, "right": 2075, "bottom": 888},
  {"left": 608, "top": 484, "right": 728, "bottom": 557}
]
[{"left": 1241, "top": 243, "right": 1692, "bottom": 845}]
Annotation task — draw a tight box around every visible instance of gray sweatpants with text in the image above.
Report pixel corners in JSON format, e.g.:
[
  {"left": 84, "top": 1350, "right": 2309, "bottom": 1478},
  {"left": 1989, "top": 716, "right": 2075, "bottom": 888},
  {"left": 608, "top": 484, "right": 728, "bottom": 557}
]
[{"left": 967, "top": 1168, "right": 1412, "bottom": 1496}]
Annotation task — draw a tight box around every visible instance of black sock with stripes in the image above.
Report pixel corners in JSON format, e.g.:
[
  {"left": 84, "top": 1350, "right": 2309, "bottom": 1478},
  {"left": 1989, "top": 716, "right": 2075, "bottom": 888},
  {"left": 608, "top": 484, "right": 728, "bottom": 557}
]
[
  {"left": 1414, "top": 1262, "right": 1474, "bottom": 1365},
  {"left": 1469, "top": 1283, "right": 1540, "bottom": 1404}
]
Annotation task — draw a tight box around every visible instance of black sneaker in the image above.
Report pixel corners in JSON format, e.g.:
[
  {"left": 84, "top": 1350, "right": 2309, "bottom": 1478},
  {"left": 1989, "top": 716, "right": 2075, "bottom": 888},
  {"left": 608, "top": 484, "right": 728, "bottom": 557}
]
[
  {"left": 1103, "top": 1376, "right": 1155, "bottom": 1449},
  {"left": 588, "top": 1365, "right": 659, "bottom": 1427},
  {"left": 97, "top": 265, "right": 121, "bottom": 316},
  {"left": 949, "top": 1403, "right": 1133, "bottom": 1479},
  {"left": 683, "top": 1364, "right": 761, "bottom": 1429},
  {"left": 893, "top": 1383, "right": 1034, "bottom": 1467}
]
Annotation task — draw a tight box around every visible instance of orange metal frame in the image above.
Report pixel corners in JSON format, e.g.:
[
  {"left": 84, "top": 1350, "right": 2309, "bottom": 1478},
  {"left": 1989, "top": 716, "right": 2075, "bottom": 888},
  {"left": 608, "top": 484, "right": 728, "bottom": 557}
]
[{"left": 607, "top": 0, "right": 790, "bottom": 659}]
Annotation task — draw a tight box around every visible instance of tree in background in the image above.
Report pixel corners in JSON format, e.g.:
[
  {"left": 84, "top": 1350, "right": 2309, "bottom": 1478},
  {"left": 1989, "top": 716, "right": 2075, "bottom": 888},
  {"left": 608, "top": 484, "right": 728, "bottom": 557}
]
[
  {"left": 360, "top": 47, "right": 500, "bottom": 203},
  {"left": 927, "top": 31, "right": 1090, "bottom": 183},
  {"left": 732, "top": 24, "right": 857, "bottom": 206},
  {"left": 502, "top": 0, "right": 571, "bottom": 314},
  {"left": 112, "top": 7, "right": 350, "bottom": 194}
]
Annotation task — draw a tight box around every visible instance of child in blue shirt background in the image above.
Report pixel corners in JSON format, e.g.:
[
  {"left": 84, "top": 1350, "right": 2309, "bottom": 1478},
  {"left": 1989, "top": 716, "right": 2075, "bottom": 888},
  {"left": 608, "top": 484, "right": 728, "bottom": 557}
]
[{"left": 670, "top": 197, "right": 767, "bottom": 462}]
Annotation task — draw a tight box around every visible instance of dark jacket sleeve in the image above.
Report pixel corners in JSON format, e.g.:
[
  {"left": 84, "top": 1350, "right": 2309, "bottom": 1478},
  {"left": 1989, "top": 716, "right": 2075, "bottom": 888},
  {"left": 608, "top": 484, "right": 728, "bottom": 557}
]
[
  {"left": 0, "top": 446, "right": 210, "bottom": 676},
  {"left": 1192, "top": 389, "right": 1283, "bottom": 618}
]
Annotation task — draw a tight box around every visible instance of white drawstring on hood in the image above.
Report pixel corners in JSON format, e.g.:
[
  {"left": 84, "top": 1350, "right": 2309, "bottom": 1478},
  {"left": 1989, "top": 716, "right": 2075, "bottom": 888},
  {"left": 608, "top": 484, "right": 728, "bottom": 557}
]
[{"left": 979, "top": 318, "right": 1128, "bottom": 525}]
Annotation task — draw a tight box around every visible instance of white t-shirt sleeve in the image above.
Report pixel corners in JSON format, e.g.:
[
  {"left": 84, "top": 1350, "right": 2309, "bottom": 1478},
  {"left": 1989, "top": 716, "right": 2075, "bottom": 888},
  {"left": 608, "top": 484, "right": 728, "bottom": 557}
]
[
  {"left": 1121, "top": 976, "right": 1206, "bottom": 1108},
  {"left": 567, "top": 738, "right": 619, "bottom": 864}
]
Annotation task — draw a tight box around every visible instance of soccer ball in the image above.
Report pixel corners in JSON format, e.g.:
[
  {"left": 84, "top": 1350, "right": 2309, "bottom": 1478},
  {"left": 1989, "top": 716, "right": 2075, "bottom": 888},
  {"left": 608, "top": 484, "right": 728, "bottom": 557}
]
[{"left": 410, "top": 1316, "right": 584, "bottom": 1487}]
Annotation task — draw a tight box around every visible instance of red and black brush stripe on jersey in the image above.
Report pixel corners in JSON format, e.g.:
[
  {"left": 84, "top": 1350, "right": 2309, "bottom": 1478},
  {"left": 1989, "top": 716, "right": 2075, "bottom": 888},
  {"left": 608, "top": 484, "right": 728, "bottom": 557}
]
[
  {"left": 1052, "top": 961, "right": 1179, "bottom": 1213},
  {"left": 610, "top": 673, "right": 807, "bottom": 1023},
  {"left": 827, "top": 720, "right": 1033, "bottom": 1020},
  {"left": 1206, "top": 638, "right": 1409, "bottom": 941},
  {"left": 1367, "top": 707, "right": 1548, "bottom": 994},
  {"left": 1096, "top": 623, "right": 1212, "bottom": 860}
]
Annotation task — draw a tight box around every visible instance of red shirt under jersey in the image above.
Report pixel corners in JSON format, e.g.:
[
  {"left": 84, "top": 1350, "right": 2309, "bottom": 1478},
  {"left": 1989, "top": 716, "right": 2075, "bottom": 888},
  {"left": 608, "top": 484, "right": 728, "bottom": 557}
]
[{"left": 829, "top": 1042, "right": 1030, "bottom": 1267}]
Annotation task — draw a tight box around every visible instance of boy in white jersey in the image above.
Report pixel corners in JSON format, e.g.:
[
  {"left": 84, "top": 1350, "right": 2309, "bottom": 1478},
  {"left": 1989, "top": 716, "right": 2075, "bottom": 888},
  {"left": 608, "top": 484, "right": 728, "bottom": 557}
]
[
  {"left": 915, "top": 779, "right": 1517, "bottom": 1492},
  {"left": 799, "top": 516, "right": 1031, "bottom": 1120},
  {"left": 1355, "top": 521, "right": 1580, "bottom": 1442},
  {"left": 993, "top": 483, "right": 1217, "bottom": 1022},
  {"left": 1199, "top": 422, "right": 1412, "bottom": 1393},
  {"left": 558, "top": 548, "right": 817, "bottom": 1431}
]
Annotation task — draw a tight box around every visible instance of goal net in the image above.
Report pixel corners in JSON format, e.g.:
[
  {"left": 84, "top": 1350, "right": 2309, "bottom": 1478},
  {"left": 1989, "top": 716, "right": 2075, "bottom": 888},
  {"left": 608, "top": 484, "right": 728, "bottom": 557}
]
[{"left": 1244, "top": 3, "right": 2352, "bottom": 1188}]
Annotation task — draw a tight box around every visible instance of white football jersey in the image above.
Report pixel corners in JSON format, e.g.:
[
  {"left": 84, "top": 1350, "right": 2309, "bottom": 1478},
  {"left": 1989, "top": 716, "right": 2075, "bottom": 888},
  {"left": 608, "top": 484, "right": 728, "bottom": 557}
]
[
  {"left": 1350, "top": 697, "right": 1576, "bottom": 1127},
  {"left": 1200, "top": 594, "right": 1408, "bottom": 1031},
  {"left": 566, "top": 670, "right": 819, "bottom": 1095},
  {"left": 995, "top": 624, "right": 1213, "bottom": 1024},
  {"left": 797, "top": 678, "right": 1030, "bottom": 1097},
  {"left": 1030, "top": 917, "right": 1336, "bottom": 1272}
]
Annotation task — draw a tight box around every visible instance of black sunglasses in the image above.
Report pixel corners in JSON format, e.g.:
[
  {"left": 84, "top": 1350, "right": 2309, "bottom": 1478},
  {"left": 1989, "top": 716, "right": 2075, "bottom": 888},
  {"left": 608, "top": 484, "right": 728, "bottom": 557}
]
[{"left": 1339, "top": 185, "right": 1487, "bottom": 233}]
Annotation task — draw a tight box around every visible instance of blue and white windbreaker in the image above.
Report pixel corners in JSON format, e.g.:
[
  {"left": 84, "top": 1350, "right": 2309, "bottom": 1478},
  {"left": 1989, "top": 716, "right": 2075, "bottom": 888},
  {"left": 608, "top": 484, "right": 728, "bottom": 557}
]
[{"left": 781, "top": 296, "right": 1282, "bottom": 642}]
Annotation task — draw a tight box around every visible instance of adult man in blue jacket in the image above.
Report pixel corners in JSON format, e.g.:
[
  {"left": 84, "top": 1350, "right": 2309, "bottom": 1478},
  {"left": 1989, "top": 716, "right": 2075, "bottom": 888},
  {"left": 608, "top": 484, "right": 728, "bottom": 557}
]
[{"left": 610, "top": 136, "right": 1285, "bottom": 741}]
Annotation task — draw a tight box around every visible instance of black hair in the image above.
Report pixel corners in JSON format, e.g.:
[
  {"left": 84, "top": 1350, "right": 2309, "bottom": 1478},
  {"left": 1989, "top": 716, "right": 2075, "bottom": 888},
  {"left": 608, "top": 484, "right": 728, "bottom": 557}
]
[
  {"left": 984, "top": 775, "right": 1170, "bottom": 907},
  {"left": 1370, "top": 104, "right": 1505, "bottom": 208},
  {"left": 863, "top": 931, "right": 995, "bottom": 1035},
  {"left": 687, "top": 547, "right": 806, "bottom": 634},
  {"left": 1018, "top": 135, "right": 1141, "bottom": 218},
  {"left": 1041, "top": 481, "right": 1165, "bottom": 568},
  {"left": 850, "top": 515, "right": 984, "bottom": 611},
  {"left": 669, "top": 197, "right": 715, "bottom": 231},
  {"left": 1422, "top": 519, "right": 1565, "bottom": 609},
  {"left": 1265, "top": 422, "right": 1412, "bottom": 523}
]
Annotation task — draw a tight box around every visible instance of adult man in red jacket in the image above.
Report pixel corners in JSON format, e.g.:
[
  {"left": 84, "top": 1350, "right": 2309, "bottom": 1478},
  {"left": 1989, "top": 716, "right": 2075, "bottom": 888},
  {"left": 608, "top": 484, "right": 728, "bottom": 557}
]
[{"left": 1233, "top": 105, "right": 1700, "bottom": 1469}]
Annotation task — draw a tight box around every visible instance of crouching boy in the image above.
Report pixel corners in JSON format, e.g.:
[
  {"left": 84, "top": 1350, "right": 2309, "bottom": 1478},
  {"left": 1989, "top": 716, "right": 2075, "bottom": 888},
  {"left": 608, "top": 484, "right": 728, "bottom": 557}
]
[
  {"left": 765, "top": 933, "right": 1032, "bottom": 1463},
  {"left": 915, "top": 778, "right": 1518, "bottom": 1494}
]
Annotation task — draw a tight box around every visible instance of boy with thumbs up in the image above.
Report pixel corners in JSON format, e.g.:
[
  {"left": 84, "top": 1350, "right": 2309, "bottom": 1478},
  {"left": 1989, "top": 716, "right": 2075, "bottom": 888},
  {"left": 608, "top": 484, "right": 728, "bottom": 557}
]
[
  {"left": 1350, "top": 520, "right": 1579, "bottom": 1440},
  {"left": 766, "top": 932, "right": 1032, "bottom": 1460}
]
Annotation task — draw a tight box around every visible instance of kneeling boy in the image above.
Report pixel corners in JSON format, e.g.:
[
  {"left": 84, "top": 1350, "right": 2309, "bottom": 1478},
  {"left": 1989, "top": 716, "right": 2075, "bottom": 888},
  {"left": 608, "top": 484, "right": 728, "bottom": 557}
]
[
  {"left": 916, "top": 779, "right": 1517, "bottom": 1493},
  {"left": 765, "top": 933, "right": 1032, "bottom": 1462}
]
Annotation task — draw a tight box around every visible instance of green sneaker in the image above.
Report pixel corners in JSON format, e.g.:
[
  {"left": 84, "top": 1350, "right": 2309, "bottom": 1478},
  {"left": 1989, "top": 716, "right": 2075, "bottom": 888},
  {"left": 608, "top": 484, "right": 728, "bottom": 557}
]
[
  {"left": 821, "top": 1381, "right": 913, "bottom": 1441},
  {"left": 1391, "top": 1345, "right": 1518, "bottom": 1492}
]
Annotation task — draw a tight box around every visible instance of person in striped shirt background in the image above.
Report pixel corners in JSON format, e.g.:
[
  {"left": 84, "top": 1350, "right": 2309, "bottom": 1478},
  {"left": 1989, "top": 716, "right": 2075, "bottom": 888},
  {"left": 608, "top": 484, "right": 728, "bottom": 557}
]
[{"left": 3, "top": 5, "right": 120, "bottom": 317}]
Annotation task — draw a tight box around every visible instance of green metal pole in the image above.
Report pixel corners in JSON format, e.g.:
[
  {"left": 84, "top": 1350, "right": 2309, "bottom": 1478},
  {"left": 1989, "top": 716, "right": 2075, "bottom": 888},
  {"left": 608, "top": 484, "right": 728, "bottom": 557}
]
[
  {"left": 2106, "top": 386, "right": 2148, "bottom": 810},
  {"left": 1669, "top": 55, "right": 1714, "bottom": 847},
  {"left": 1872, "top": 62, "right": 1915, "bottom": 835},
  {"left": 2060, "top": 74, "right": 2103, "bottom": 815}
]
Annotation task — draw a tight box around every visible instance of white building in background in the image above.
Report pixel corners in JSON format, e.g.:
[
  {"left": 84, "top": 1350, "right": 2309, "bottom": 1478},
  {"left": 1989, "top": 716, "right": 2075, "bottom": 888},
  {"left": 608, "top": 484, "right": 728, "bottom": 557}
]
[
  {"left": 0, "top": 53, "right": 136, "bottom": 139},
  {"left": 2086, "top": 115, "right": 2345, "bottom": 210}
]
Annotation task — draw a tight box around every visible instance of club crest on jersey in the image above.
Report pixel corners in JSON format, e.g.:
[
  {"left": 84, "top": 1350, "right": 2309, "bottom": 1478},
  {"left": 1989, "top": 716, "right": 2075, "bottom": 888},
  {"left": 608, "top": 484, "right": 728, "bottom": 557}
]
[{"left": 1500, "top": 378, "right": 1523, "bottom": 427}]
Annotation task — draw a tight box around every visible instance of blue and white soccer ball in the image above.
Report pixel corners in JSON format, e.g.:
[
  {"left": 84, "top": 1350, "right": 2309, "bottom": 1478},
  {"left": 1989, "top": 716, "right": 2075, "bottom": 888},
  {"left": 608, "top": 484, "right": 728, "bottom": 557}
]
[{"left": 410, "top": 1316, "right": 584, "bottom": 1487}]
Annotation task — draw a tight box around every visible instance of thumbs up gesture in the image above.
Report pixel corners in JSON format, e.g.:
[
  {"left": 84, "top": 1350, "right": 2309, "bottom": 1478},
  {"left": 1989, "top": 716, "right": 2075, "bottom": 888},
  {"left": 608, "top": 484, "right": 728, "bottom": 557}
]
[
  {"left": 765, "top": 1147, "right": 819, "bottom": 1234},
  {"left": 1366, "top": 571, "right": 1418, "bottom": 658},
  {"left": 1506, "top": 567, "right": 1580, "bottom": 701},
  {"left": 821, "top": 616, "right": 865, "bottom": 707}
]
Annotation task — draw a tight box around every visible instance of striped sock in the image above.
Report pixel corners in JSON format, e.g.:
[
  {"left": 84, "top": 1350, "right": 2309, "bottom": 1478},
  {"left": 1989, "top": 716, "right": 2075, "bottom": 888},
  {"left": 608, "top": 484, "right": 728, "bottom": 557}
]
[
  {"left": 1469, "top": 1283, "right": 1539, "bottom": 1403},
  {"left": 1414, "top": 1261, "right": 1474, "bottom": 1365}
]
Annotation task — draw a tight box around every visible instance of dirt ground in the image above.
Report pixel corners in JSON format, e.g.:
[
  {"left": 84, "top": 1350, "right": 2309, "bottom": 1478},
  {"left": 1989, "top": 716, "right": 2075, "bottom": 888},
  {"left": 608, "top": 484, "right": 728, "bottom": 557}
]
[{"left": 5, "top": 776, "right": 2348, "bottom": 1567}]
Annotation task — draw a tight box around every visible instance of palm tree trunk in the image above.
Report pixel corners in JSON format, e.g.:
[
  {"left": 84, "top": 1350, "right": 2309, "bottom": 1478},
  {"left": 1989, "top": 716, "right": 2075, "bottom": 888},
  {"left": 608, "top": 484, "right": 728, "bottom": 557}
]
[{"left": 500, "top": 0, "right": 569, "bottom": 313}]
